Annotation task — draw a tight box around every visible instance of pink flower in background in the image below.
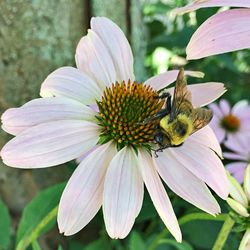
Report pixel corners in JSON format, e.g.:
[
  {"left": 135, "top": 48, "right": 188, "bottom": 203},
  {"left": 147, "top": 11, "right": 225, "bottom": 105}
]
[
  {"left": 0, "top": 17, "right": 229, "bottom": 241},
  {"left": 209, "top": 100, "right": 250, "bottom": 144},
  {"left": 175, "top": 0, "right": 250, "bottom": 60},
  {"left": 224, "top": 137, "right": 250, "bottom": 183}
]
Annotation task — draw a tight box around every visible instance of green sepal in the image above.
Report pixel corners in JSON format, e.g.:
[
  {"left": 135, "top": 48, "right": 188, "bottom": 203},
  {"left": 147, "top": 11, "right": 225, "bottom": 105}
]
[{"left": 98, "top": 134, "right": 112, "bottom": 145}]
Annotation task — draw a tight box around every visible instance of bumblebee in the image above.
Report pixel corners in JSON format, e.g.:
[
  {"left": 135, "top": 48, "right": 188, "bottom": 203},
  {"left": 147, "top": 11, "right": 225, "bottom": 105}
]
[{"left": 144, "top": 68, "right": 213, "bottom": 155}]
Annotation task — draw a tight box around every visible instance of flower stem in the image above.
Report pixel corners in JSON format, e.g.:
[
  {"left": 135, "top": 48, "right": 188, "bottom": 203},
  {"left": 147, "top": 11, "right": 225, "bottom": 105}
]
[
  {"left": 16, "top": 206, "right": 58, "bottom": 250},
  {"left": 148, "top": 213, "right": 228, "bottom": 250},
  {"left": 212, "top": 215, "right": 235, "bottom": 250}
]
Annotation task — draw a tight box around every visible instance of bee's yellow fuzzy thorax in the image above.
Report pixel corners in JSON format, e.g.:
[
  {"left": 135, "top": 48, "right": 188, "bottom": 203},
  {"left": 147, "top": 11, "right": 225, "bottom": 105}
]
[{"left": 160, "top": 114, "right": 193, "bottom": 145}]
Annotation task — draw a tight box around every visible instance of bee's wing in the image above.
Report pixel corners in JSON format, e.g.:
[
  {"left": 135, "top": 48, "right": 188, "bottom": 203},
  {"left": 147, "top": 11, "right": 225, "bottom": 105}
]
[
  {"left": 191, "top": 108, "right": 213, "bottom": 134},
  {"left": 170, "top": 69, "right": 192, "bottom": 121}
]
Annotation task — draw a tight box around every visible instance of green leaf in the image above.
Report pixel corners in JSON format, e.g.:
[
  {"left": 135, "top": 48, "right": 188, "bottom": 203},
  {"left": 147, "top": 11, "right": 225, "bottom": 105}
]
[
  {"left": 129, "top": 231, "right": 146, "bottom": 250},
  {"left": 57, "top": 245, "right": 64, "bottom": 250},
  {"left": 0, "top": 199, "right": 11, "bottom": 249},
  {"left": 182, "top": 220, "right": 221, "bottom": 249},
  {"left": 137, "top": 192, "right": 157, "bottom": 222},
  {"left": 84, "top": 238, "right": 111, "bottom": 250},
  {"left": 31, "top": 240, "right": 42, "bottom": 250},
  {"left": 157, "top": 239, "right": 193, "bottom": 250},
  {"left": 16, "top": 182, "right": 66, "bottom": 250}
]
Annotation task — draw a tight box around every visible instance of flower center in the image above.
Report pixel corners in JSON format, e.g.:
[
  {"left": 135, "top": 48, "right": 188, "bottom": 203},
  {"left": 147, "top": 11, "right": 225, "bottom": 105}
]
[
  {"left": 220, "top": 114, "right": 240, "bottom": 132},
  {"left": 96, "top": 81, "right": 164, "bottom": 149}
]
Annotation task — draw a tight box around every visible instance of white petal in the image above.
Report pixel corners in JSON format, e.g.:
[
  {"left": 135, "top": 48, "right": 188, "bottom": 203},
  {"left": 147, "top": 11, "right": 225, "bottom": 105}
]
[
  {"left": 103, "top": 147, "right": 143, "bottom": 239},
  {"left": 40, "top": 67, "right": 102, "bottom": 105},
  {"left": 186, "top": 9, "right": 250, "bottom": 60},
  {"left": 227, "top": 172, "right": 248, "bottom": 207},
  {"left": 138, "top": 149, "right": 182, "bottom": 242},
  {"left": 91, "top": 17, "right": 135, "bottom": 82},
  {"left": 239, "top": 229, "right": 250, "bottom": 250},
  {"left": 174, "top": 140, "right": 229, "bottom": 199},
  {"left": 75, "top": 29, "right": 117, "bottom": 89},
  {"left": 244, "top": 164, "right": 250, "bottom": 201},
  {"left": 154, "top": 149, "right": 220, "bottom": 215},
  {"left": 144, "top": 70, "right": 204, "bottom": 91},
  {"left": 58, "top": 142, "right": 116, "bottom": 235},
  {"left": 175, "top": 0, "right": 250, "bottom": 14},
  {"left": 1, "top": 97, "right": 96, "bottom": 135},
  {"left": 1, "top": 120, "right": 99, "bottom": 168},
  {"left": 188, "top": 125, "right": 222, "bottom": 158},
  {"left": 227, "top": 198, "right": 249, "bottom": 217},
  {"left": 165, "top": 83, "right": 226, "bottom": 107}
]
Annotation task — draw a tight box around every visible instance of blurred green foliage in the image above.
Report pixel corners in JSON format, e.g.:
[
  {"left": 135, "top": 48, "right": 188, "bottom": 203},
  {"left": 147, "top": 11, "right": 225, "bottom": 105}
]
[
  {"left": 0, "top": 199, "right": 11, "bottom": 249},
  {"left": 144, "top": 0, "right": 250, "bottom": 105}
]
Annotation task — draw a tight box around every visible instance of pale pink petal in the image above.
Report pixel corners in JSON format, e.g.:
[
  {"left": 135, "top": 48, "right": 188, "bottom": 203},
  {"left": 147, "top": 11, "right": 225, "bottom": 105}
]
[
  {"left": 75, "top": 29, "right": 116, "bottom": 89},
  {"left": 209, "top": 116, "right": 226, "bottom": 143},
  {"left": 138, "top": 149, "right": 182, "bottom": 242},
  {"left": 40, "top": 67, "right": 102, "bottom": 105},
  {"left": 224, "top": 152, "right": 246, "bottom": 161},
  {"left": 190, "top": 83, "right": 226, "bottom": 107},
  {"left": 240, "top": 119, "right": 250, "bottom": 130},
  {"left": 75, "top": 145, "right": 98, "bottom": 164},
  {"left": 58, "top": 142, "right": 116, "bottom": 235},
  {"left": 186, "top": 9, "right": 250, "bottom": 60},
  {"left": 214, "top": 128, "right": 226, "bottom": 143},
  {"left": 166, "top": 83, "right": 226, "bottom": 107},
  {"left": 225, "top": 134, "right": 250, "bottom": 155},
  {"left": 188, "top": 125, "right": 222, "bottom": 157},
  {"left": 232, "top": 100, "right": 249, "bottom": 115},
  {"left": 239, "top": 107, "right": 250, "bottom": 120},
  {"left": 144, "top": 70, "right": 204, "bottom": 90},
  {"left": 174, "top": 141, "right": 229, "bottom": 199},
  {"left": 91, "top": 17, "right": 134, "bottom": 82},
  {"left": 0, "top": 120, "right": 99, "bottom": 168},
  {"left": 103, "top": 147, "right": 143, "bottom": 239},
  {"left": 219, "top": 99, "right": 231, "bottom": 115},
  {"left": 209, "top": 103, "right": 223, "bottom": 117},
  {"left": 154, "top": 149, "right": 220, "bottom": 215},
  {"left": 226, "top": 162, "right": 247, "bottom": 183},
  {"left": 175, "top": 0, "right": 250, "bottom": 14},
  {"left": 1, "top": 97, "right": 96, "bottom": 136}
]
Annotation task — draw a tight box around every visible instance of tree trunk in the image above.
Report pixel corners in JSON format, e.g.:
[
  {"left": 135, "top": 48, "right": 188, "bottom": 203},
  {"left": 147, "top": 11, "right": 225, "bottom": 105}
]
[{"left": 0, "top": 1, "right": 146, "bottom": 247}]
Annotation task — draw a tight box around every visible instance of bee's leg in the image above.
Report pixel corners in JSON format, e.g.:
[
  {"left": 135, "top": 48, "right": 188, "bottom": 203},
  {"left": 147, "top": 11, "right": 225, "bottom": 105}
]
[
  {"left": 140, "top": 94, "right": 172, "bottom": 125},
  {"left": 165, "top": 94, "right": 172, "bottom": 114},
  {"left": 146, "top": 95, "right": 172, "bottom": 123},
  {"left": 154, "top": 94, "right": 172, "bottom": 118},
  {"left": 141, "top": 109, "right": 168, "bottom": 125},
  {"left": 154, "top": 92, "right": 171, "bottom": 100},
  {"left": 151, "top": 148, "right": 159, "bottom": 157}
]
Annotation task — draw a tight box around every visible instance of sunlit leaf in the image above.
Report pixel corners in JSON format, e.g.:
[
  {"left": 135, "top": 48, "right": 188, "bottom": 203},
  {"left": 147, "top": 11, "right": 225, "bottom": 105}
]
[
  {"left": 129, "top": 231, "right": 146, "bottom": 250},
  {"left": 0, "top": 199, "right": 11, "bottom": 249},
  {"left": 16, "top": 182, "right": 66, "bottom": 250}
]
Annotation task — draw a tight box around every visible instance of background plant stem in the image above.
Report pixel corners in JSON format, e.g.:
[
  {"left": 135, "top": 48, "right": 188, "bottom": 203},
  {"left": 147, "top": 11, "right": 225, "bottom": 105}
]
[{"left": 212, "top": 215, "right": 235, "bottom": 250}]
